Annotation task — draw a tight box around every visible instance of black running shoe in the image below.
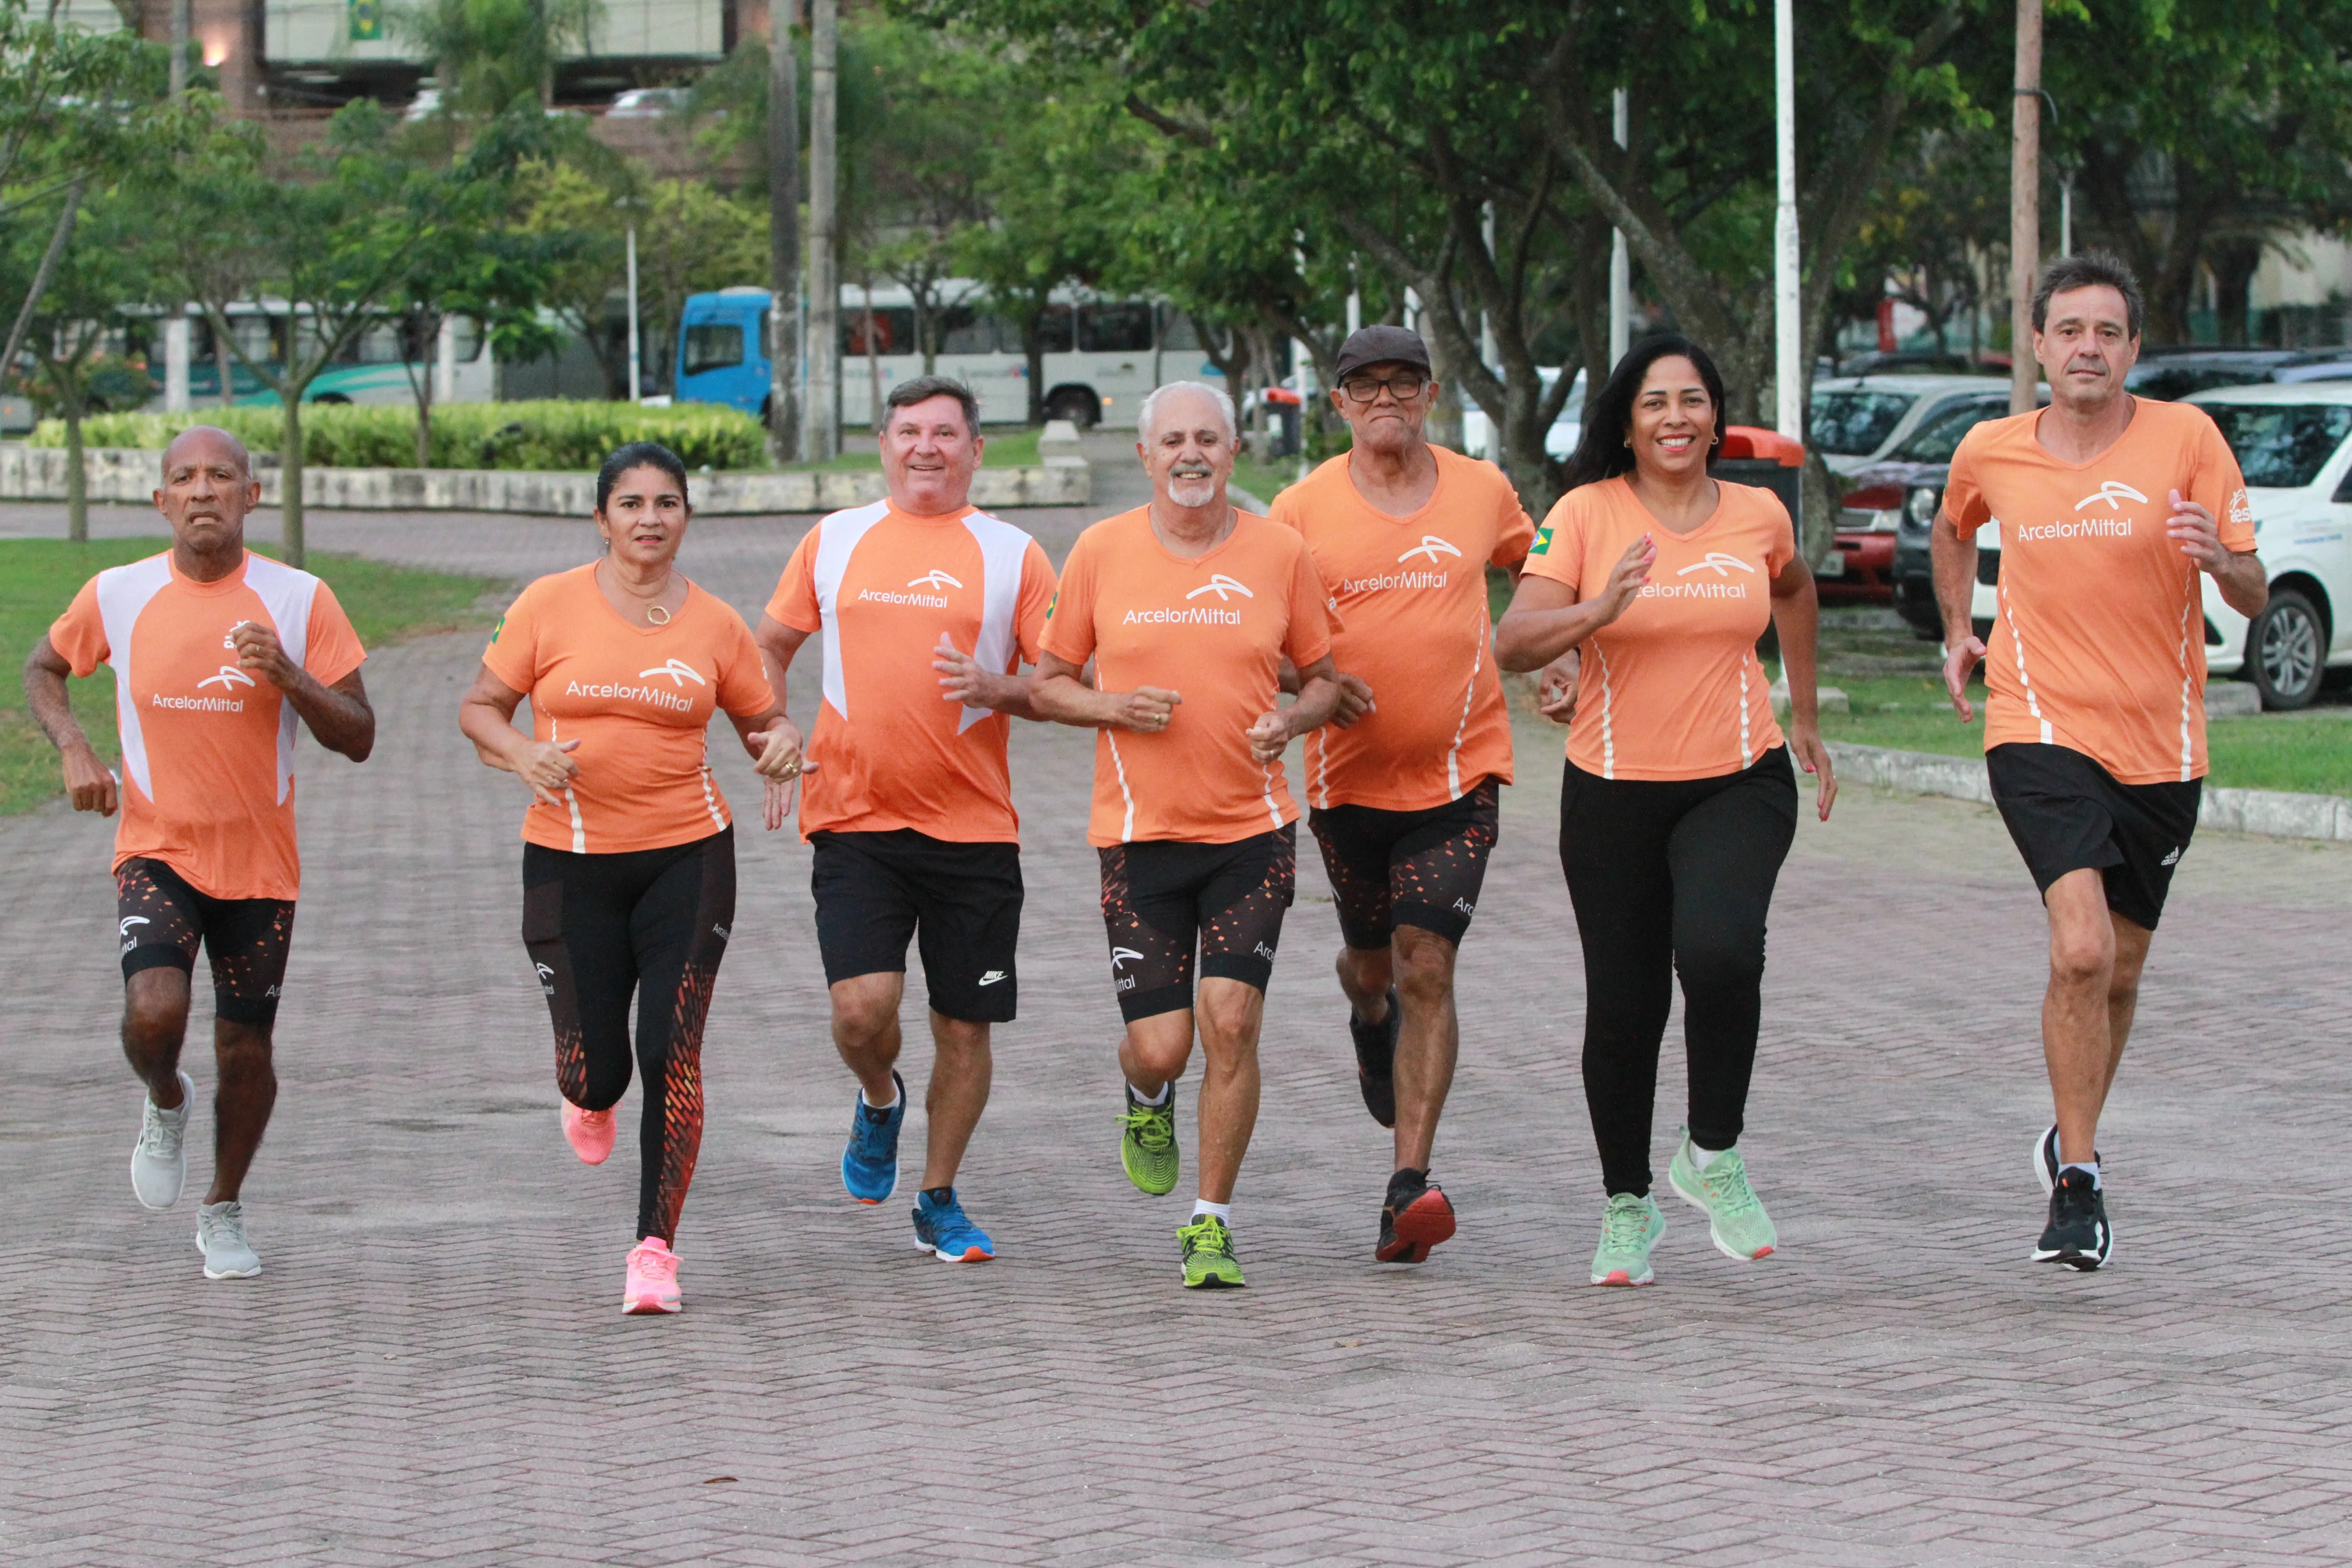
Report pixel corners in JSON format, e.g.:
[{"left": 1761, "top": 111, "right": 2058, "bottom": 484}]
[
  {"left": 2034, "top": 1125, "right": 2104, "bottom": 1196},
  {"left": 1375, "top": 1166, "right": 1456, "bottom": 1264},
  {"left": 2033, "top": 1167, "right": 2112, "bottom": 1271},
  {"left": 1350, "top": 987, "right": 1400, "bottom": 1128}
]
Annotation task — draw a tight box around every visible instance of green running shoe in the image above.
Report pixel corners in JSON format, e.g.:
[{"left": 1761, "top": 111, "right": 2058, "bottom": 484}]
[
  {"left": 1667, "top": 1128, "right": 1779, "bottom": 1261},
  {"left": 1178, "top": 1212, "right": 1245, "bottom": 1289},
  {"left": 1119, "top": 1083, "right": 1180, "bottom": 1196},
  {"left": 1589, "top": 1192, "right": 1665, "bottom": 1286}
]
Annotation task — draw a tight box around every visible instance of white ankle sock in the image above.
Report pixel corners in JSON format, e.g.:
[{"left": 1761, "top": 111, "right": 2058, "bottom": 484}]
[
  {"left": 2060, "top": 1160, "right": 2101, "bottom": 1189},
  {"left": 1689, "top": 1138, "right": 1730, "bottom": 1170},
  {"left": 1191, "top": 1199, "right": 1231, "bottom": 1221},
  {"left": 860, "top": 1084, "right": 898, "bottom": 1111},
  {"left": 1130, "top": 1081, "right": 1171, "bottom": 1107}
]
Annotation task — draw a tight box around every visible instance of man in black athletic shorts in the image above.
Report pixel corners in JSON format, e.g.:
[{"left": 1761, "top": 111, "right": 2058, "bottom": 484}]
[
  {"left": 23, "top": 426, "right": 374, "bottom": 1280},
  {"left": 1934, "top": 254, "right": 2266, "bottom": 1270},
  {"left": 756, "top": 377, "right": 1058, "bottom": 1262},
  {"left": 1269, "top": 325, "right": 1536, "bottom": 1262}
]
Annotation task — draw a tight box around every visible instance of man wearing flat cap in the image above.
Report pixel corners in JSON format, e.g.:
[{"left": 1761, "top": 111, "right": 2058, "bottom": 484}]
[{"left": 1268, "top": 324, "right": 1535, "bottom": 1266}]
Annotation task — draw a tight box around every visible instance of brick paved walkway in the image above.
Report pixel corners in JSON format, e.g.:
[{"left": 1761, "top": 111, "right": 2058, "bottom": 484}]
[{"left": 9, "top": 500, "right": 2352, "bottom": 1565}]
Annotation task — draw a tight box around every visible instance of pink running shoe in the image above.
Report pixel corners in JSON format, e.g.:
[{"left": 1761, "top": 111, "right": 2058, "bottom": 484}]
[
  {"left": 562, "top": 1101, "right": 616, "bottom": 1165},
  {"left": 622, "top": 1237, "right": 681, "bottom": 1314}
]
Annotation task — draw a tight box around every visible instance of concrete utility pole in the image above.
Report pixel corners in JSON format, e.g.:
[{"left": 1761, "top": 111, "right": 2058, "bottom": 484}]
[
  {"left": 766, "top": 2, "right": 801, "bottom": 461},
  {"left": 803, "top": 0, "right": 840, "bottom": 460},
  {"left": 1772, "top": 0, "right": 1801, "bottom": 441},
  {"left": 163, "top": 0, "right": 192, "bottom": 412},
  {"left": 2009, "top": 0, "right": 2042, "bottom": 416},
  {"left": 1609, "top": 87, "right": 1630, "bottom": 368}
]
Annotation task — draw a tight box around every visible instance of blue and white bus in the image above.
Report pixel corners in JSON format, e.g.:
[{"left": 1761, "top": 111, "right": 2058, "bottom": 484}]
[{"left": 674, "top": 280, "right": 1213, "bottom": 429}]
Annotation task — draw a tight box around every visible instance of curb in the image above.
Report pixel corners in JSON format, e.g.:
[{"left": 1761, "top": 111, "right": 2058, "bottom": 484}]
[
  {"left": 0, "top": 445, "right": 1090, "bottom": 514},
  {"left": 1826, "top": 742, "right": 2352, "bottom": 843}
]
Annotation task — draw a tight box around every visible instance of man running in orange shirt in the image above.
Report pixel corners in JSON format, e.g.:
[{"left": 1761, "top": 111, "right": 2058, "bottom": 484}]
[
  {"left": 755, "top": 377, "right": 1057, "bottom": 1263},
  {"left": 22, "top": 426, "right": 374, "bottom": 1281},
  {"left": 1032, "top": 381, "right": 1344, "bottom": 1289},
  {"left": 1934, "top": 253, "right": 2267, "bottom": 1271},
  {"left": 1269, "top": 324, "right": 1534, "bottom": 1263}
]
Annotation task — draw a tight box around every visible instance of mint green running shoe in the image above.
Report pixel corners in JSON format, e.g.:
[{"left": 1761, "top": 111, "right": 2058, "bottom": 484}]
[
  {"left": 1667, "top": 1128, "right": 1779, "bottom": 1261},
  {"left": 1178, "top": 1212, "right": 1245, "bottom": 1289},
  {"left": 1119, "top": 1084, "right": 1180, "bottom": 1196},
  {"left": 1589, "top": 1192, "right": 1665, "bottom": 1286}
]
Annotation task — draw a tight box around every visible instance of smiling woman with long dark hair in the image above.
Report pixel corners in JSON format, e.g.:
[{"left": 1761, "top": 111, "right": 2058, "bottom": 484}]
[
  {"left": 1495, "top": 335, "right": 1835, "bottom": 1290},
  {"left": 457, "top": 441, "right": 799, "bottom": 1315}
]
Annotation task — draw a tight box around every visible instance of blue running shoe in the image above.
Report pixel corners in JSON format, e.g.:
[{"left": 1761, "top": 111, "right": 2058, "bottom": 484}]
[
  {"left": 841, "top": 1071, "right": 905, "bottom": 1204},
  {"left": 912, "top": 1187, "right": 995, "bottom": 1262}
]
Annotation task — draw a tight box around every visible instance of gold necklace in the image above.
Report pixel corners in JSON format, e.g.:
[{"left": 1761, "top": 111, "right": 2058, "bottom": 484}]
[{"left": 603, "top": 560, "right": 675, "bottom": 624}]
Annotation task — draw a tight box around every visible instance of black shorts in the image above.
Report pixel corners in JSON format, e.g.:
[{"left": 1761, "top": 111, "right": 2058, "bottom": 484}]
[
  {"left": 1098, "top": 824, "right": 1295, "bottom": 1022},
  {"left": 810, "top": 829, "right": 1023, "bottom": 1024},
  {"left": 1308, "top": 776, "right": 1500, "bottom": 949},
  {"left": 1986, "top": 743, "right": 2201, "bottom": 932},
  {"left": 115, "top": 858, "right": 295, "bottom": 1027}
]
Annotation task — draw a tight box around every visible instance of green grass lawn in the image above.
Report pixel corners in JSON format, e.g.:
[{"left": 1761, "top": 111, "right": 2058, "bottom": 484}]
[
  {"left": 784, "top": 427, "right": 1045, "bottom": 473},
  {"left": 1795, "top": 668, "right": 2352, "bottom": 799},
  {"left": 0, "top": 539, "right": 500, "bottom": 815}
]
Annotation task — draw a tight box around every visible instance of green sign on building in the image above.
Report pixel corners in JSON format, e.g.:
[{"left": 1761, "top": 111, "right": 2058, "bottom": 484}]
[{"left": 348, "top": 0, "right": 382, "bottom": 41}]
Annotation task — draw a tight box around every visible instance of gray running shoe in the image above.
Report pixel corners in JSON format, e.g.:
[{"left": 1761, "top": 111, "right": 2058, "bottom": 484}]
[
  {"left": 194, "top": 1200, "right": 261, "bottom": 1279},
  {"left": 130, "top": 1070, "right": 195, "bottom": 1210}
]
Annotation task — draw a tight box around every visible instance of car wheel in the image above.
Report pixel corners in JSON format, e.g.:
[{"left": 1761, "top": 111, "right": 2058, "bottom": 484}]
[{"left": 2248, "top": 587, "right": 2324, "bottom": 711}]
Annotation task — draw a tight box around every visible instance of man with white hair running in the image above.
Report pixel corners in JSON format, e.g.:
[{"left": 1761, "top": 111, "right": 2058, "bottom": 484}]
[{"left": 1031, "top": 381, "right": 1343, "bottom": 1289}]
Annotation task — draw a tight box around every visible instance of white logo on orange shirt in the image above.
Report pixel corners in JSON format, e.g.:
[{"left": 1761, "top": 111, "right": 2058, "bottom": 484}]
[
  {"left": 638, "top": 658, "right": 707, "bottom": 687},
  {"left": 1676, "top": 553, "right": 1758, "bottom": 577},
  {"left": 907, "top": 569, "right": 965, "bottom": 591},
  {"left": 2230, "top": 489, "right": 2254, "bottom": 526},
  {"left": 1186, "top": 574, "right": 1255, "bottom": 601},
  {"left": 1397, "top": 535, "right": 1461, "bottom": 564},
  {"left": 2074, "top": 480, "right": 2149, "bottom": 511},
  {"left": 197, "top": 665, "right": 257, "bottom": 691}
]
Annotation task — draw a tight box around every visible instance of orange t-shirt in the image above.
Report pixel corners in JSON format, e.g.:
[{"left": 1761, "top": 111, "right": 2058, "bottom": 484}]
[
  {"left": 1271, "top": 446, "right": 1534, "bottom": 810},
  {"left": 1523, "top": 475, "right": 1794, "bottom": 781},
  {"left": 49, "top": 550, "right": 368, "bottom": 901},
  {"left": 1944, "top": 400, "right": 2254, "bottom": 784},
  {"left": 767, "top": 500, "right": 1057, "bottom": 843},
  {"left": 481, "top": 564, "right": 775, "bottom": 854},
  {"left": 1041, "top": 506, "right": 1335, "bottom": 846}
]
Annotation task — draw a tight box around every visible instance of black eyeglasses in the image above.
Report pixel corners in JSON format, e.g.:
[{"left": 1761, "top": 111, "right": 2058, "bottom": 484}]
[{"left": 1338, "top": 371, "right": 1427, "bottom": 403}]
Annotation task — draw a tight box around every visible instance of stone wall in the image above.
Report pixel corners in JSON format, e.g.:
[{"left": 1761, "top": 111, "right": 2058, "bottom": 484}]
[{"left": 0, "top": 446, "right": 1089, "bottom": 515}]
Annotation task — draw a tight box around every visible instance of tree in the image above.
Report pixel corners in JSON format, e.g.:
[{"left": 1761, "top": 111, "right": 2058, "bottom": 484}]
[
  {"left": 162, "top": 103, "right": 472, "bottom": 565},
  {"left": 8, "top": 190, "right": 157, "bottom": 539},
  {"left": 397, "top": 0, "right": 601, "bottom": 118},
  {"left": 630, "top": 177, "right": 768, "bottom": 394},
  {"left": 2043, "top": 0, "right": 2352, "bottom": 344},
  {"left": 0, "top": 0, "right": 193, "bottom": 379},
  {"left": 920, "top": 0, "right": 1996, "bottom": 540}
]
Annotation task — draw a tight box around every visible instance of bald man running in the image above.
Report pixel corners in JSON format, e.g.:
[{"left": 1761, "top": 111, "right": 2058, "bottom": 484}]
[{"left": 23, "top": 427, "right": 375, "bottom": 1281}]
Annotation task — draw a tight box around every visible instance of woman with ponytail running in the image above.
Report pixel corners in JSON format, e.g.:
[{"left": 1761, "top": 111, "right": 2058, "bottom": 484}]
[
  {"left": 1494, "top": 336, "right": 1835, "bottom": 1289},
  {"left": 459, "top": 441, "right": 799, "bottom": 1313}
]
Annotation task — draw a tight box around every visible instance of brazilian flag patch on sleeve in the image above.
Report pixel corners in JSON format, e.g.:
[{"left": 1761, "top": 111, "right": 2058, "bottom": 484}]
[
  {"left": 1044, "top": 590, "right": 1058, "bottom": 620},
  {"left": 1531, "top": 525, "right": 1553, "bottom": 556}
]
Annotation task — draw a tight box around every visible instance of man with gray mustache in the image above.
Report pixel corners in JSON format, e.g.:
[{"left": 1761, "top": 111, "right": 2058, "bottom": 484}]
[{"left": 1031, "top": 381, "right": 1344, "bottom": 1289}]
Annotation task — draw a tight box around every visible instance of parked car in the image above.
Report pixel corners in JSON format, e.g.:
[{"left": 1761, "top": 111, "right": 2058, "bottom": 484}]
[
  {"left": 608, "top": 87, "right": 688, "bottom": 118},
  {"left": 1461, "top": 368, "right": 1586, "bottom": 463},
  {"left": 1831, "top": 390, "right": 2024, "bottom": 608},
  {"left": 2185, "top": 383, "right": 2352, "bottom": 707},
  {"left": 1808, "top": 373, "right": 2012, "bottom": 477},
  {"left": 2125, "top": 347, "right": 2351, "bottom": 401}
]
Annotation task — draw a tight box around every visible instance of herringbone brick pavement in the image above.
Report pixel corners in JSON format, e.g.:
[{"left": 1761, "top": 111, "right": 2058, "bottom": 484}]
[{"left": 7, "top": 500, "right": 2352, "bottom": 1566}]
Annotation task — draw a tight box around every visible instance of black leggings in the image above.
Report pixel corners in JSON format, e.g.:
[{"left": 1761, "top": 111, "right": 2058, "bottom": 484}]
[
  {"left": 521, "top": 828, "right": 735, "bottom": 1242},
  {"left": 1560, "top": 748, "right": 1796, "bottom": 1197}
]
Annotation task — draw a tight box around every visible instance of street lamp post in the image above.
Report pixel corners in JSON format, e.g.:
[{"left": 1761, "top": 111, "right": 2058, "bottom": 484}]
[
  {"left": 1772, "top": 0, "right": 1800, "bottom": 443},
  {"left": 625, "top": 219, "right": 642, "bottom": 405}
]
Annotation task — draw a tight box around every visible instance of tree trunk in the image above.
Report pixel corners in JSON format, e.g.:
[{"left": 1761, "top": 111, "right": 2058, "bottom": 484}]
[
  {"left": 281, "top": 396, "right": 306, "bottom": 568},
  {"left": 216, "top": 331, "right": 236, "bottom": 409},
  {"left": 64, "top": 390, "right": 87, "bottom": 543},
  {"left": 766, "top": 22, "right": 802, "bottom": 462},
  {"left": 1022, "top": 305, "right": 1046, "bottom": 426},
  {"left": 2211, "top": 237, "right": 2263, "bottom": 346},
  {"left": 0, "top": 176, "right": 84, "bottom": 393}
]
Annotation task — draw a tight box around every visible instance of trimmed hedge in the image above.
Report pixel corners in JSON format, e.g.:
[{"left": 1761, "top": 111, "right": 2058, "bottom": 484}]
[{"left": 30, "top": 401, "right": 769, "bottom": 473}]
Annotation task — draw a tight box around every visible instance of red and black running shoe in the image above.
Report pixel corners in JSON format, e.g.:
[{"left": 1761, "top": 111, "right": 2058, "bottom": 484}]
[{"left": 1376, "top": 1167, "right": 1457, "bottom": 1264}]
